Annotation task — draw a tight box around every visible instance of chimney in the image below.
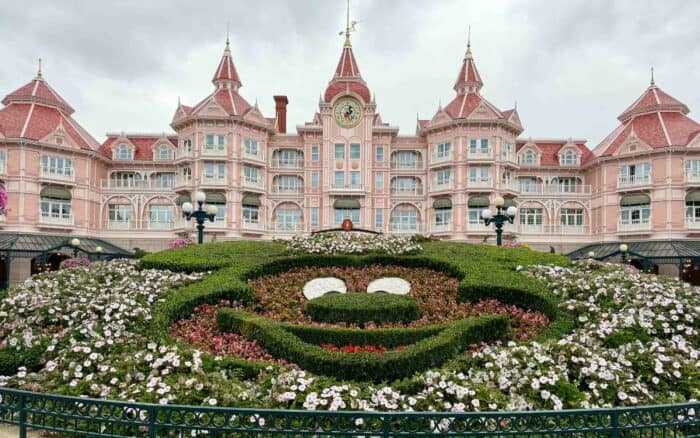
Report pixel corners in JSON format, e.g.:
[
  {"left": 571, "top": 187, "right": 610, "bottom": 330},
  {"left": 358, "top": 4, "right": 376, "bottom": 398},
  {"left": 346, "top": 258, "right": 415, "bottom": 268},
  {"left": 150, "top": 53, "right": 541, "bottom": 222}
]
[{"left": 273, "top": 95, "right": 289, "bottom": 134}]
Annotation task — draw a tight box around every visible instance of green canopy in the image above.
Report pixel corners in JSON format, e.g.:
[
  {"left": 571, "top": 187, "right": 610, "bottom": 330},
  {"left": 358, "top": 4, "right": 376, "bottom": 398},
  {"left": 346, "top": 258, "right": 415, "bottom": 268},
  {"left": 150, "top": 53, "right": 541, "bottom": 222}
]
[
  {"left": 620, "top": 194, "right": 650, "bottom": 206},
  {"left": 504, "top": 198, "right": 517, "bottom": 208},
  {"left": 334, "top": 199, "right": 361, "bottom": 209},
  {"left": 242, "top": 194, "right": 261, "bottom": 207},
  {"left": 40, "top": 186, "right": 71, "bottom": 200},
  {"left": 0, "top": 233, "right": 132, "bottom": 258},
  {"left": 175, "top": 194, "right": 191, "bottom": 206},
  {"left": 433, "top": 198, "right": 452, "bottom": 209},
  {"left": 687, "top": 191, "right": 700, "bottom": 202},
  {"left": 205, "top": 192, "right": 227, "bottom": 204},
  {"left": 568, "top": 240, "right": 700, "bottom": 265},
  {"left": 467, "top": 196, "right": 489, "bottom": 207}
]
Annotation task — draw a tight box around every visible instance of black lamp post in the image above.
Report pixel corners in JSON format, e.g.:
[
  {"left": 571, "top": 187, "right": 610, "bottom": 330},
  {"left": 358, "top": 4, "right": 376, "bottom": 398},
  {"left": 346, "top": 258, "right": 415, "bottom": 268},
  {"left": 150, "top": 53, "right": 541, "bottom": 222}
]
[
  {"left": 181, "top": 191, "right": 217, "bottom": 244},
  {"left": 70, "top": 238, "right": 81, "bottom": 257},
  {"left": 481, "top": 196, "right": 517, "bottom": 247},
  {"left": 619, "top": 243, "right": 629, "bottom": 264}
]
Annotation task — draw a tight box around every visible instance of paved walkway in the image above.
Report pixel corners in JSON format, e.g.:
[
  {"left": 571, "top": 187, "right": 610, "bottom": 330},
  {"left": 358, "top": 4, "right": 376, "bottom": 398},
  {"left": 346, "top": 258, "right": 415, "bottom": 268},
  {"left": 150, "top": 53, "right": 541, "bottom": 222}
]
[{"left": 0, "top": 424, "right": 44, "bottom": 437}]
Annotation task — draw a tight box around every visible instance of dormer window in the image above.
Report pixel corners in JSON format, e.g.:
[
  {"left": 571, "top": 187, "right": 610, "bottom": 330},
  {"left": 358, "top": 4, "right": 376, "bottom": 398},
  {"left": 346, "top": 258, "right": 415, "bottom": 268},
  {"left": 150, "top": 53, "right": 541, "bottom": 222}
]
[
  {"left": 560, "top": 150, "right": 579, "bottom": 166},
  {"left": 116, "top": 144, "right": 133, "bottom": 160},
  {"left": 520, "top": 149, "right": 537, "bottom": 165},
  {"left": 156, "top": 144, "right": 173, "bottom": 161}
]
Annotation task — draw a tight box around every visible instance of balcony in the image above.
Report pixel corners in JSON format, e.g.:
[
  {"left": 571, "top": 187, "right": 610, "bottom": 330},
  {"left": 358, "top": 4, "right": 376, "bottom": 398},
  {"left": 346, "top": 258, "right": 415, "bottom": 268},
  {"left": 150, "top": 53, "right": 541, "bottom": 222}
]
[
  {"left": 429, "top": 223, "right": 452, "bottom": 234},
  {"left": 39, "top": 213, "right": 74, "bottom": 227},
  {"left": 241, "top": 219, "right": 265, "bottom": 232},
  {"left": 543, "top": 225, "right": 590, "bottom": 235},
  {"left": 467, "top": 178, "right": 493, "bottom": 189},
  {"left": 0, "top": 161, "right": 6, "bottom": 175},
  {"left": 518, "top": 183, "right": 592, "bottom": 195},
  {"left": 391, "top": 187, "right": 423, "bottom": 197},
  {"left": 501, "top": 152, "right": 518, "bottom": 163},
  {"left": 618, "top": 219, "right": 651, "bottom": 233},
  {"left": 391, "top": 161, "right": 423, "bottom": 171},
  {"left": 429, "top": 151, "right": 453, "bottom": 166},
  {"left": 519, "top": 224, "right": 544, "bottom": 234},
  {"left": 174, "top": 176, "right": 194, "bottom": 189},
  {"left": 201, "top": 176, "right": 227, "bottom": 186},
  {"left": 270, "top": 222, "right": 304, "bottom": 233},
  {"left": 467, "top": 148, "right": 493, "bottom": 160},
  {"left": 40, "top": 166, "right": 74, "bottom": 183},
  {"left": 390, "top": 223, "right": 422, "bottom": 234},
  {"left": 271, "top": 186, "right": 304, "bottom": 195},
  {"left": 242, "top": 177, "right": 265, "bottom": 190},
  {"left": 270, "top": 159, "right": 303, "bottom": 169},
  {"left": 242, "top": 150, "right": 265, "bottom": 163},
  {"left": 201, "top": 146, "right": 227, "bottom": 157},
  {"left": 330, "top": 183, "right": 364, "bottom": 192},
  {"left": 100, "top": 179, "right": 174, "bottom": 190},
  {"left": 106, "top": 220, "right": 134, "bottom": 230},
  {"left": 685, "top": 171, "right": 700, "bottom": 183},
  {"left": 618, "top": 174, "right": 651, "bottom": 189},
  {"left": 501, "top": 181, "right": 520, "bottom": 193},
  {"left": 143, "top": 220, "right": 174, "bottom": 230},
  {"left": 687, "top": 217, "right": 700, "bottom": 230},
  {"left": 429, "top": 181, "right": 453, "bottom": 192},
  {"left": 466, "top": 221, "right": 491, "bottom": 233},
  {"left": 175, "top": 149, "right": 195, "bottom": 160}
]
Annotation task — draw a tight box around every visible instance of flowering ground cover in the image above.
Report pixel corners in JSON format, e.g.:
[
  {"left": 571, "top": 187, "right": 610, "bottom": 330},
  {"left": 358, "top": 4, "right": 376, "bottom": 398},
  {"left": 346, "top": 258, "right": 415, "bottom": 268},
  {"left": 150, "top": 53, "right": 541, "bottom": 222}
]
[
  {"left": 0, "top": 240, "right": 695, "bottom": 412},
  {"left": 285, "top": 233, "right": 423, "bottom": 255}
]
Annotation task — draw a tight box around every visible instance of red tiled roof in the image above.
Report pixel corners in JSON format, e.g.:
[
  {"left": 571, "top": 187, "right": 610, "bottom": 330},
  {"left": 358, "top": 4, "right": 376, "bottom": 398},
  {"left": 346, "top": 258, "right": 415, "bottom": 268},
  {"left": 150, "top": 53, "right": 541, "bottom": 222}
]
[
  {"left": 453, "top": 51, "right": 483, "bottom": 92},
  {"left": 0, "top": 103, "right": 31, "bottom": 137},
  {"left": 2, "top": 78, "right": 75, "bottom": 115},
  {"left": 324, "top": 43, "right": 371, "bottom": 104},
  {"left": 98, "top": 135, "right": 177, "bottom": 160},
  {"left": 334, "top": 46, "right": 361, "bottom": 78},
  {"left": 515, "top": 140, "right": 592, "bottom": 166},
  {"left": 443, "top": 92, "right": 503, "bottom": 120},
  {"left": 324, "top": 80, "right": 371, "bottom": 104},
  {"left": 618, "top": 85, "right": 689, "bottom": 122},
  {"left": 212, "top": 45, "right": 241, "bottom": 86}
]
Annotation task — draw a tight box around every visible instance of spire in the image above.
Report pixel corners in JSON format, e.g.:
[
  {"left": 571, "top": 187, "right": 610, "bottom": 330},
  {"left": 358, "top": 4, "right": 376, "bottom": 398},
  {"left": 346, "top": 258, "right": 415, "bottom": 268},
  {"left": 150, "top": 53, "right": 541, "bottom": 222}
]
[
  {"left": 37, "top": 58, "right": 43, "bottom": 78},
  {"left": 225, "top": 22, "right": 231, "bottom": 53},
  {"left": 212, "top": 34, "right": 242, "bottom": 89},
  {"left": 453, "top": 30, "right": 483, "bottom": 93},
  {"left": 650, "top": 66, "right": 655, "bottom": 87},
  {"left": 339, "top": 0, "right": 358, "bottom": 47}
]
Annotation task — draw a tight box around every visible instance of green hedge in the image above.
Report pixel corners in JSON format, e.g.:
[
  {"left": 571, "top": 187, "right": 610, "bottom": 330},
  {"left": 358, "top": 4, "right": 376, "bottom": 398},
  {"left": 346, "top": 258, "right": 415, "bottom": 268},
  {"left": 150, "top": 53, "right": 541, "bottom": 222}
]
[
  {"left": 217, "top": 308, "right": 509, "bottom": 381},
  {"left": 0, "top": 343, "right": 46, "bottom": 376},
  {"left": 284, "top": 322, "right": 448, "bottom": 348},
  {"left": 305, "top": 293, "right": 420, "bottom": 325}
]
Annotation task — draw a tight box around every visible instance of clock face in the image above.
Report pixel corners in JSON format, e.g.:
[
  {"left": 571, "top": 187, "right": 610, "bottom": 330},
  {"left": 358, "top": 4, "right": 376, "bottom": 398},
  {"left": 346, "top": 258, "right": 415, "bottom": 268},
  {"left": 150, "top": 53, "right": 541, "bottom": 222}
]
[{"left": 333, "top": 97, "right": 363, "bottom": 128}]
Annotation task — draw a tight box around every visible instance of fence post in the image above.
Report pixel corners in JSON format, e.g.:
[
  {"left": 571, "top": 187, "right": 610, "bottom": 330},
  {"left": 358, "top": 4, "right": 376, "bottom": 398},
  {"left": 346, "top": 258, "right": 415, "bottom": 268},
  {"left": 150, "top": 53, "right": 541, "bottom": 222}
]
[
  {"left": 18, "top": 393, "right": 26, "bottom": 438},
  {"left": 610, "top": 410, "right": 619, "bottom": 438},
  {"left": 148, "top": 405, "right": 157, "bottom": 438}
]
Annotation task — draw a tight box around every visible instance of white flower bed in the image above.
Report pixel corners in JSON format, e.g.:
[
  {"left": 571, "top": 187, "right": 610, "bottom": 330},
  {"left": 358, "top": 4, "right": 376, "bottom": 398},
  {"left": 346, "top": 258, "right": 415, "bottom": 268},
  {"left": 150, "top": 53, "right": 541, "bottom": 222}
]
[
  {"left": 367, "top": 277, "right": 411, "bottom": 295},
  {"left": 285, "top": 233, "right": 422, "bottom": 255},
  {"left": 302, "top": 277, "right": 347, "bottom": 300}
]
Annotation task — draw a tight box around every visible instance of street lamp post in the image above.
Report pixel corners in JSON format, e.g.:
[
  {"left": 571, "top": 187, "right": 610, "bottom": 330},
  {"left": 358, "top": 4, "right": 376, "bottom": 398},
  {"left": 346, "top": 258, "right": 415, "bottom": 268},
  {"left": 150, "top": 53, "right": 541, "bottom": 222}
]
[
  {"left": 619, "top": 243, "right": 629, "bottom": 264},
  {"left": 481, "top": 196, "right": 517, "bottom": 247},
  {"left": 181, "top": 191, "right": 218, "bottom": 245},
  {"left": 70, "top": 238, "right": 81, "bottom": 257},
  {"left": 94, "top": 245, "right": 103, "bottom": 262}
]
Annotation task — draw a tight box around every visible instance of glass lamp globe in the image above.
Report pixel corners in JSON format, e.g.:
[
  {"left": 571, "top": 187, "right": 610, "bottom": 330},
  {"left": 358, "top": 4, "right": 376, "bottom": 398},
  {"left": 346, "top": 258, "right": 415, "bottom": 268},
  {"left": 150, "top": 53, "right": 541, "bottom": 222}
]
[
  {"left": 587, "top": 251, "right": 595, "bottom": 258},
  {"left": 506, "top": 206, "right": 517, "bottom": 217},
  {"left": 619, "top": 243, "right": 628, "bottom": 253},
  {"left": 494, "top": 196, "right": 505, "bottom": 207},
  {"left": 195, "top": 191, "right": 206, "bottom": 203},
  {"left": 481, "top": 208, "right": 493, "bottom": 220},
  {"left": 70, "top": 238, "right": 81, "bottom": 247},
  {"left": 206, "top": 205, "right": 219, "bottom": 216},
  {"left": 95, "top": 246, "right": 103, "bottom": 253},
  {"left": 182, "top": 202, "right": 193, "bottom": 214}
]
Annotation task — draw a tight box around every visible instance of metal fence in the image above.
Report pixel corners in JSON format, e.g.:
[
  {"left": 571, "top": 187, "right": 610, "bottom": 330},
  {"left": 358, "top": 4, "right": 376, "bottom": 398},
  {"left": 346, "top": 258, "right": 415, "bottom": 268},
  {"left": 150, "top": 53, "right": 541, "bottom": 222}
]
[{"left": 0, "top": 387, "right": 697, "bottom": 437}]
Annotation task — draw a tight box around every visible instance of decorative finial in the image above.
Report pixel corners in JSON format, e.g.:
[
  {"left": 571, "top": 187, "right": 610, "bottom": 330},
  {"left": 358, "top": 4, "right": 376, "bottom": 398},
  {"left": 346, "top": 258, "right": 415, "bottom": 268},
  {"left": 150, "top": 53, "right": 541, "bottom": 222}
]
[
  {"left": 466, "top": 25, "right": 472, "bottom": 55},
  {"left": 37, "top": 58, "right": 43, "bottom": 78},
  {"left": 339, "top": 0, "right": 358, "bottom": 46},
  {"left": 650, "top": 66, "right": 655, "bottom": 87},
  {"left": 177, "top": 96, "right": 181, "bottom": 106},
  {"left": 514, "top": 100, "right": 517, "bottom": 109},
  {"left": 225, "top": 23, "right": 231, "bottom": 52}
]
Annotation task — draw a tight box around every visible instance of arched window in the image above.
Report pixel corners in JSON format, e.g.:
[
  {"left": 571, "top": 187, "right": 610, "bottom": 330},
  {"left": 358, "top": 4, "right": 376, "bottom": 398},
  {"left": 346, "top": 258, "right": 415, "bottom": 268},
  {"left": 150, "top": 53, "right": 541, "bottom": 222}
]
[
  {"left": 523, "top": 149, "right": 536, "bottom": 165},
  {"left": 501, "top": 170, "right": 511, "bottom": 184},
  {"left": 619, "top": 194, "right": 651, "bottom": 229},
  {"left": 560, "top": 150, "right": 577, "bottom": 166},
  {"left": 116, "top": 144, "right": 132, "bottom": 160},
  {"left": 157, "top": 144, "right": 172, "bottom": 160}
]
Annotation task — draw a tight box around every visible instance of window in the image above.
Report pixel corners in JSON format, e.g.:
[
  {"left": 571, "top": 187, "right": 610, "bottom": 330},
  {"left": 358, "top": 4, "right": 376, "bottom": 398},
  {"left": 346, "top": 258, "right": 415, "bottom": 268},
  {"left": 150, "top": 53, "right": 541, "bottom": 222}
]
[
  {"left": 480, "top": 139, "right": 490, "bottom": 153},
  {"left": 334, "top": 208, "right": 360, "bottom": 225},
  {"left": 435, "top": 208, "right": 451, "bottom": 225},
  {"left": 334, "top": 144, "right": 345, "bottom": 160},
  {"left": 375, "top": 172, "right": 384, "bottom": 190},
  {"left": 350, "top": 143, "right": 361, "bottom": 160},
  {"left": 469, "top": 139, "right": 478, "bottom": 154},
  {"left": 392, "top": 209, "right": 418, "bottom": 230},
  {"left": 350, "top": 171, "right": 361, "bottom": 187},
  {"left": 555, "top": 177, "right": 579, "bottom": 193},
  {"left": 520, "top": 208, "right": 543, "bottom": 225},
  {"left": 502, "top": 143, "right": 512, "bottom": 158},
  {"left": 276, "top": 209, "right": 302, "bottom": 230},
  {"left": 243, "top": 166, "right": 260, "bottom": 183},
  {"left": 686, "top": 199, "right": 700, "bottom": 224},
  {"left": 149, "top": 205, "right": 173, "bottom": 224},
  {"left": 375, "top": 146, "right": 384, "bottom": 162},
  {"left": 181, "top": 167, "right": 192, "bottom": 182},
  {"left": 436, "top": 169, "right": 451, "bottom": 186},
  {"left": 620, "top": 163, "right": 651, "bottom": 184},
  {"left": 311, "top": 207, "right": 319, "bottom": 227},
  {"left": 311, "top": 172, "right": 319, "bottom": 189},
  {"left": 40, "top": 198, "right": 71, "bottom": 221},
  {"left": 468, "top": 208, "right": 482, "bottom": 225},
  {"left": 207, "top": 201, "right": 226, "bottom": 222},
  {"left": 182, "top": 139, "right": 192, "bottom": 152},
  {"left": 334, "top": 171, "right": 345, "bottom": 187},
  {"left": 242, "top": 205, "right": 259, "bottom": 224},
  {"left": 560, "top": 208, "right": 583, "bottom": 226},
  {"left": 152, "top": 173, "right": 174, "bottom": 188},
  {"left": 560, "top": 150, "right": 578, "bottom": 166},
  {"left": 519, "top": 177, "right": 539, "bottom": 193},
  {"left": 116, "top": 144, "right": 132, "bottom": 160},
  {"left": 501, "top": 170, "right": 511, "bottom": 184},
  {"left": 41, "top": 155, "right": 73, "bottom": 178},
  {"left": 393, "top": 177, "right": 418, "bottom": 194},
  {"left": 157, "top": 144, "right": 173, "bottom": 160},
  {"left": 203, "top": 163, "right": 226, "bottom": 182},
  {"left": 205, "top": 135, "right": 226, "bottom": 152},
  {"left": 468, "top": 167, "right": 491, "bottom": 183},
  {"left": 394, "top": 151, "right": 418, "bottom": 168},
  {"left": 436, "top": 141, "right": 451, "bottom": 158},
  {"left": 0, "top": 150, "right": 5, "bottom": 171},
  {"left": 375, "top": 208, "right": 383, "bottom": 228},
  {"left": 244, "top": 138, "right": 260, "bottom": 156},
  {"left": 521, "top": 149, "right": 536, "bottom": 165},
  {"left": 108, "top": 204, "right": 132, "bottom": 223},
  {"left": 276, "top": 175, "right": 302, "bottom": 192},
  {"left": 311, "top": 145, "right": 320, "bottom": 161},
  {"left": 276, "top": 149, "right": 302, "bottom": 167},
  {"left": 685, "top": 160, "right": 700, "bottom": 178}
]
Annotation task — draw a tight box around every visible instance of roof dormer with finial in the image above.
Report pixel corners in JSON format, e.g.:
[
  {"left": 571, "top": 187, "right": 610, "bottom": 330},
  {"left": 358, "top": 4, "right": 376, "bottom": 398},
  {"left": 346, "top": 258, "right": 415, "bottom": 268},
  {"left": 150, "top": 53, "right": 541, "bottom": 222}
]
[
  {"left": 453, "top": 28, "right": 484, "bottom": 94},
  {"left": 212, "top": 33, "right": 242, "bottom": 90}
]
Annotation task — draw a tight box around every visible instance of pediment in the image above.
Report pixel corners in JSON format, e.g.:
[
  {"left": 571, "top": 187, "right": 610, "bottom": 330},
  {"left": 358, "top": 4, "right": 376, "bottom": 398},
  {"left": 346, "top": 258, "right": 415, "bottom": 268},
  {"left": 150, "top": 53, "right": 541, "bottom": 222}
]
[
  {"left": 687, "top": 131, "right": 700, "bottom": 149},
  {"left": 243, "top": 106, "right": 270, "bottom": 126},
  {"left": 467, "top": 101, "right": 500, "bottom": 120},
  {"left": 194, "top": 97, "right": 226, "bottom": 117},
  {"left": 613, "top": 131, "right": 652, "bottom": 156},
  {"left": 508, "top": 110, "right": 522, "bottom": 127},
  {"left": 39, "top": 120, "right": 78, "bottom": 149},
  {"left": 431, "top": 109, "right": 451, "bottom": 125}
]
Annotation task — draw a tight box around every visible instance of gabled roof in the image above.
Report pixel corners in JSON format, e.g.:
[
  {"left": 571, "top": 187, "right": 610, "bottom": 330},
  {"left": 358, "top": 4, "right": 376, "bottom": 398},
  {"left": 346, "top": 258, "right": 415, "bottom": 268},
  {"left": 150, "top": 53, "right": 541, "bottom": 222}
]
[
  {"left": 323, "top": 42, "right": 370, "bottom": 103},
  {"left": 99, "top": 134, "right": 177, "bottom": 160},
  {"left": 516, "top": 139, "right": 592, "bottom": 166}
]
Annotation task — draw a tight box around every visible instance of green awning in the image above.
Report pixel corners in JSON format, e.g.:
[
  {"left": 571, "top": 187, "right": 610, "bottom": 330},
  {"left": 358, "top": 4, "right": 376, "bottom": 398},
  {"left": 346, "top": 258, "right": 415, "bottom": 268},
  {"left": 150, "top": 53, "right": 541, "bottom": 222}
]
[
  {"left": 205, "top": 192, "right": 227, "bottom": 204},
  {"left": 175, "top": 194, "right": 191, "bottom": 206},
  {"left": 467, "top": 196, "right": 489, "bottom": 207},
  {"left": 568, "top": 240, "right": 700, "bottom": 265},
  {"left": 0, "top": 233, "right": 132, "bottom": 258},
  {"left": 40, "top": 186, "right": 71, "bottom": 200},
  {"left": 242, "top": 194, "right": 261, "bottom": 207},
  {"left": 433, "top": 198, "right": 452, "bottom": 209},
  {"left": 504, "top": 198, "right": 517, "bottom": 208},
  {"left": 620, "top": 194, "right": 650, "bottom": 206},
  {"left": 687, "top": 191, "right": 700, "bottom": 202},
  {"left": 334, "top": 199, "right": 361, "bottom": 209}
]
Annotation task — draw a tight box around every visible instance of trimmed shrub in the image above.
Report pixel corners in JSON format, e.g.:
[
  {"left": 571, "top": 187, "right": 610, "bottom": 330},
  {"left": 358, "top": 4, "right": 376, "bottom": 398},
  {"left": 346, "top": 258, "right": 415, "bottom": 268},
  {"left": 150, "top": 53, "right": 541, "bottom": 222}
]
[
  {"left": 285, "top": 321, "right": 448, "bottom": 348},
  {"left": 0, "top": 343, "right": 46, "bottom": 376},
  {"left": 217, "top": 308, "right": 509, "bottom": 381},
  {"left": 306, "top": 293, "right": 419, "bottom": 325}
]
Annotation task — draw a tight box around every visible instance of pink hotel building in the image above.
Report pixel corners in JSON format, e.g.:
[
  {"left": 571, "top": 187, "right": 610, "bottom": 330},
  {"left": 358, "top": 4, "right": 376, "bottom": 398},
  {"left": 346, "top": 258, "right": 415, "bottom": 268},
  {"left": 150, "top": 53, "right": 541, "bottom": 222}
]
[{"left": 1, "top": 29, "right": 700, "bottom": 284}]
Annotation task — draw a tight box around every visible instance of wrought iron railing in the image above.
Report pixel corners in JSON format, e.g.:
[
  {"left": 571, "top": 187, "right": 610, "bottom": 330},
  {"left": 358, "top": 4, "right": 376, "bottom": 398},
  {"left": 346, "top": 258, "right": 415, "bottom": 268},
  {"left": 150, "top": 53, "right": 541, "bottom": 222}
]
[{"left": 0, "top": 388, "right": 697, "bottom": 437}]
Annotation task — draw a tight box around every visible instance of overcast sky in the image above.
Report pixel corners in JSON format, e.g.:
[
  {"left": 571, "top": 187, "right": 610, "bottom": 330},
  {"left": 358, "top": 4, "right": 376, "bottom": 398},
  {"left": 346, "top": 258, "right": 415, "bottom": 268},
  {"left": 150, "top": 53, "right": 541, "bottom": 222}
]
[{"left": 1, "top": 0, "right": 698, "bottom": 147}]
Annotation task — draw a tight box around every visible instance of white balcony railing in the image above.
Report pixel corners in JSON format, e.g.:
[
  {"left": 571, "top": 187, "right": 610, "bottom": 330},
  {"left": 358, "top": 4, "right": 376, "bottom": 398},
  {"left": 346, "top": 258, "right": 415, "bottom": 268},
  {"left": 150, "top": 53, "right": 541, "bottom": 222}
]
[
  {"left": 243, "top": 150, "right": 265, "bottom": 161},
  {"left": 174, "top": 177, "right": 194, "bottom": 188},
  {"left": 429, "top": 181, "right": 453, "bottom": 191},
  {"left": 466, "top": 222, "right": 492, "bottom": 233},
  {"left": 543, "top": 225, "right": 590, "bottom": 235},
  {"left": 429, "top": 223, "right": 452, "bottom": 233},
  {"left": 618, "top": 219, "right": 651, "bottom": 232},
  {"left": 201, "top": 146, "right": 227, "bottom": 156},
  {"left": 100, "top": 179, "right": 174, "bottom": 190},
  {"left": 106, "top": 220, "right": 133, "bottom": 230},
  {"left": 391, "top": 187, "right": 423, "bottom": 196},
  {"left": 39, "top": 213, "right": 74, "bottom": 226},
  {"left": 242, "top": 177, "right": 264, "bottom": 189},
  {"left": 687, "top": 217, "right": 700, "bottom": 229},
  {"left": 175, "top": 149, "right": 194, "bottom": 160},
  {"left": 391, "top": 161, "right": 423, "bottom": 170},
  {"left": 270, "top": 222, "right": 304, "bottom": 233},
  {"left": 430, "top": 152, "right": 453, "bottom": 165},
  {"left": 270, "top": 159, "right": 303, "bottom": 169},
  {"left": 467, "top": 148, "right": 493, "bottom": 159},
  {"left": 501, "top": 181, "right": 520, "bottom": 192},
  {"left": 201, "top": 176, "right": 227, "bottom": 186},
  {"left": 241, "top": 219, "right": 265, "bottom": 231},
  {"left": 502, "top": 152, "right": 518, "bottom": 163},
  {"left": 468, "top": 178, "right": 493, "bottom": 188},
  {"left": 272, "top": 186, "right": 304, "bottom": 195},
  {"left": 390, "top": 223, "right": 422, "bottom": 234},
  {"left": 330, "top": 183, "right": 364, "bottom": 191},
  {"left": 144, "top": 220, "right": 174, "bottom": 230},
  {"left": 41, "top": 166, "right": 74, "bottom": 182},
  {"left": 618, "top": 174, "right": 651, "bottom": 188},
  {"left": 0, "top": 161, "right": 6, "bottom": 175},
  {"left": 519, "top": 224, "right": 544, "bottom": 234},
  {"left": 518, "top": 184, "right": 592, "bottom": 195},
  {"left": 685, "top": 171, "right": 700, "bottom": 183}
]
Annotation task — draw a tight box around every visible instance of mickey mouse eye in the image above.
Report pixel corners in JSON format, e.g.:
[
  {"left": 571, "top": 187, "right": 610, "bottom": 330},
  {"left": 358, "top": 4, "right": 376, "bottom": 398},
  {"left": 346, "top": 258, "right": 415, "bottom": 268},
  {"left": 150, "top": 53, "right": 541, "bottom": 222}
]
[
  {"left": 303, "top": 277, "right": 347, "bottom": 300},
  {"left": 367, "top": 277, "right": 411, "bottom": 295}
]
